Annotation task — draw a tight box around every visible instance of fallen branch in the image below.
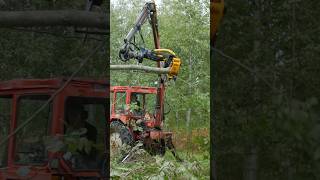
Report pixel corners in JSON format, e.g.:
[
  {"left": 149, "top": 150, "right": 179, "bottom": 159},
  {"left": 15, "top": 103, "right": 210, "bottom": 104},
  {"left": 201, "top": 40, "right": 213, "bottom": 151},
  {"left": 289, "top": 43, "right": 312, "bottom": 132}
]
[
  {"left": 110, "top": 64, "right": 169, "bottom": 74},
  {"left": 0, "top": 10, "right": 108, "bottom": 29}
]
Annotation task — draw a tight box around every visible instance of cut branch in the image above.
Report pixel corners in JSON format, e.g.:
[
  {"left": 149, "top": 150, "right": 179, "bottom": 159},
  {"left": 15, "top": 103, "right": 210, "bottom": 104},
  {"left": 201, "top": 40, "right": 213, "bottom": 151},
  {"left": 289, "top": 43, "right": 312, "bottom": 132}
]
[
  {"left": 0, "top": 10, "right": 108, "bottom": 29},
  {"left": 110, "top": 65, "right": 169, "bottom": 74}
]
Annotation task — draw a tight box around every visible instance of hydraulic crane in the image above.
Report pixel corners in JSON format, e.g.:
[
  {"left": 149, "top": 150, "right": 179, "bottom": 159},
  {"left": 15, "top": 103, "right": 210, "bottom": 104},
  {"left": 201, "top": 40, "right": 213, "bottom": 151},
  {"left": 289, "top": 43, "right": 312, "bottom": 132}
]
[
  {"left": 119, "top": 1, "right": 181, "bottom": 125},
  {"left": 118, "top": 2, "right": 181, "bottom": 81}
]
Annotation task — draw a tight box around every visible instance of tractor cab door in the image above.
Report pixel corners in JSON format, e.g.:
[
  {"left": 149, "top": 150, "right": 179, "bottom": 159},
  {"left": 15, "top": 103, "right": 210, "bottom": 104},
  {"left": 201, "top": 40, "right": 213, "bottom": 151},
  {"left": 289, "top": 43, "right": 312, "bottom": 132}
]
[
  {"left": 113, "top": 90, "right": 127, "bottom": 114},
  {"left": 14, "top": 95, "right": 52, "bottom": 165},
  {"left": 130, "top": 93, "right": 145, "bottom": 116},
  {"left": 130, "top": 92, "right": 157, "bottom": 118},
  {"left": 63, "top": 96, "right": 106, "bottom": 171}
]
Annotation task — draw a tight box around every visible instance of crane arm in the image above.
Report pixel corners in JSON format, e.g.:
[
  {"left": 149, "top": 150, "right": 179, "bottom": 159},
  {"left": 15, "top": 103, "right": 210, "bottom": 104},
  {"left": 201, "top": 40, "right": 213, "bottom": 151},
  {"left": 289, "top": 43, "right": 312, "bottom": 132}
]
[
  {"left": 119, "top": 2, "right": 156, "bottom": 62},
  {"left": 118, "top": 2, "right": 181, "bottom": 81}
]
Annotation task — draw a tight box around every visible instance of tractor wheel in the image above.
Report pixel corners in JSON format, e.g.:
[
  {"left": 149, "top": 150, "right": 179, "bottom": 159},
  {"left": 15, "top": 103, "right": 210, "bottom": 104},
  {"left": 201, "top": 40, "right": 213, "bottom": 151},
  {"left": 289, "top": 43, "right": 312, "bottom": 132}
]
[{"left": 110, "top": 121, "right": 133, "bottom": 158}]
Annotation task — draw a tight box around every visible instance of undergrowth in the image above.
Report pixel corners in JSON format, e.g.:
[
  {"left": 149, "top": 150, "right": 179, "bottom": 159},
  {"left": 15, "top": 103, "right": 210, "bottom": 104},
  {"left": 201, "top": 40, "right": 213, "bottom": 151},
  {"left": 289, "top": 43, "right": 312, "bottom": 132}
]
[{"left": 110, "top": 148, "right": 209, "bottom": 180}]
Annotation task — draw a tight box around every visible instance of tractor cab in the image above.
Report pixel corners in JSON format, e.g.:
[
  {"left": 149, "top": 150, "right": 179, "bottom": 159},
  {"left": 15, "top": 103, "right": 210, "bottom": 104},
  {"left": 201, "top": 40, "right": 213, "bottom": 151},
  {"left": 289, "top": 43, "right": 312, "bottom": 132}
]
[
  {"left": 110, "top": 86, "right": 176, "bottom": 157},
  {"left": 110, "top": 86, "right": 161, "bottom": 128},
  {"left": 0, "top": 78, "right": 108, "bottom": 180}
]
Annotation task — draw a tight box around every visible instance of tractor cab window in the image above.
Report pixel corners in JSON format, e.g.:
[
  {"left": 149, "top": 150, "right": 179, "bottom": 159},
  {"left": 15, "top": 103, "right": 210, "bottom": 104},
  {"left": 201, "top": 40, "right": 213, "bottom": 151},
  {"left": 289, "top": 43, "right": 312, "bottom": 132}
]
[
  {"left": 64, "top": 97, "right": 106, "bottom": 170},
  {"left": 130, "top": 93, "right": 157, "bottom": 116},
  {"left": 115, "top": 92, "right": 126, "bottom": 114},
  {"left": 15, "top": 95, "right": 52, "bottom": 165},
  {"left": 144, "top": 93, "right": 157, "bottom": 115},
  {"left": 0, "top": 96, "right": 12, "bottom": 167},
  {"left": 130, "top": 93, "right": 144, "bottom": 116}
]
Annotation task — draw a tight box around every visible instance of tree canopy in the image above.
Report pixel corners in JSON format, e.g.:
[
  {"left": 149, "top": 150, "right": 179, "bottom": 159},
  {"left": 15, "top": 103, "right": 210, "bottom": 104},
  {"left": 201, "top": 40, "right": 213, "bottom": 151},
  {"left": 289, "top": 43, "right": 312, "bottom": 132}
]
[{"left": 0, "top": 0, "right": 108, "bottom": 81}]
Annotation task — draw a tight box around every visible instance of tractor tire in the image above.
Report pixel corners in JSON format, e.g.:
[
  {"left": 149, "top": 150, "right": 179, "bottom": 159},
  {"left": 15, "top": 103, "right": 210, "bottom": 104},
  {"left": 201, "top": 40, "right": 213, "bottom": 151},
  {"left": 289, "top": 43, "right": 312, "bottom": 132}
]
[{"left": 110, "top": 121, "right": 133, "bottom": 158}]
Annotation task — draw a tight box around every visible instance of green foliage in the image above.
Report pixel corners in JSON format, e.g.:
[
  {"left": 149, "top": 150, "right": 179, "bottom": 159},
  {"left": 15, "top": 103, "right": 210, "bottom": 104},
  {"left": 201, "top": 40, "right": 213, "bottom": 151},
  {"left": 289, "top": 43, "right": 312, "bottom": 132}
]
[
  {"left": 44, "top": 128, "right": 96, "bottom": 155},
  {"left": 0, "top": 0, "right": 108, "bottom": 81},
  {"left": 214, "top": 0, "right": 320, "bottom": 179},
  {"left": 111, "top": 149, "right": 209, "bottom": 180},
  {"left": 192, "top": 135, "right": 210, "bottom": 152}
]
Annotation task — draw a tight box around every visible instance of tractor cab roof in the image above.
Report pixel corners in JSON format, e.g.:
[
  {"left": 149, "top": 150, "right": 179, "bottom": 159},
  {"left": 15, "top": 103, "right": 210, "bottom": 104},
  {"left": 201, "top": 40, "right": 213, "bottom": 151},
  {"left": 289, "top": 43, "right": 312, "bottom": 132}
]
[
  {"left": 111, "top": 86, "right": 157, "bottom": 94},
  {"left": 0, "top": 78, "right": 108, "bottom": 95}
]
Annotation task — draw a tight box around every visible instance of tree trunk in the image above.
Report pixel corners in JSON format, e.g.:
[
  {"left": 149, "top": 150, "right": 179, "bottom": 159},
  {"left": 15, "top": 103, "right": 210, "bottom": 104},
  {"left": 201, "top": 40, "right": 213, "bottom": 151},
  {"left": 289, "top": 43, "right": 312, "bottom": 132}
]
[
  {"left": 285, "top": 159, "right": 293, "bottom": 180},
  {"left": 244, "top": 147, "right": 258, "bottom": 180},
  {"left": 175, "top": 111, "right": 179, "bottom": 127},
  {"left": 186, "top": 108, "right": 192, "bottom": 152},
  {"left": 186, "top": 56, "right": 193, "bottom": 152},
  {"left": 0, "top": 10, "right": 108, "bottom": 29},
  {"left": 110, "top": 65, "right": 170, "bottom": 74},
  {"left": 244, "top": 0, "right": 262, "bottom": 179}
]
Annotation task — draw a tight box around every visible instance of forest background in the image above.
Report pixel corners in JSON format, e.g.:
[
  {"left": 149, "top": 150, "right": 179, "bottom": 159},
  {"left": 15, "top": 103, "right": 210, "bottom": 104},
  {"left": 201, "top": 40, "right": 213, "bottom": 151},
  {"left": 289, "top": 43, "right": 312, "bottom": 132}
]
[{"left": 214, "top": 0, "right": 320, "bottom": 179}]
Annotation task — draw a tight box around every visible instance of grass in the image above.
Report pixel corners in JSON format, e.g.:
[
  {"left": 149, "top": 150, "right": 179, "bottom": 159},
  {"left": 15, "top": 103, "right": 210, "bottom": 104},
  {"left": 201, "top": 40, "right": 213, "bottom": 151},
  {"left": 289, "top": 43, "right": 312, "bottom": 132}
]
[
  {"left": 111, "top": 150, "right": 210, "bottom": 180},
  {"left": 110, "top": 127, "right": 210, "bottom": 180}
]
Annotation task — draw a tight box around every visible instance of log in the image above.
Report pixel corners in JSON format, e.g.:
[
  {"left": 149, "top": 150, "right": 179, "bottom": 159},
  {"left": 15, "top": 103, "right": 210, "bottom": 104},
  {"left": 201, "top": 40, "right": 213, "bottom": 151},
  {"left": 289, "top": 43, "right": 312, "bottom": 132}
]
[
  {"left": 0, "top": 10, "right": 108, "bottom": 29},
  {"left": 110, "top": 64, "right": 170, "bottom": 74}
]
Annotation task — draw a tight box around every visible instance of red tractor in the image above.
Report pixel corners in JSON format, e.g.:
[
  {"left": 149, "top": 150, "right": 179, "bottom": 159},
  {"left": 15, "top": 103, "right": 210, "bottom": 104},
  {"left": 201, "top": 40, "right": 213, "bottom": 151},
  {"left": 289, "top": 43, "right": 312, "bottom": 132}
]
[
  {"left": 0, "top": 78, "right": 108, "bottom": 180},
  {"left": 110, "top": 86, "right": 176, "bottom": 157}
]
